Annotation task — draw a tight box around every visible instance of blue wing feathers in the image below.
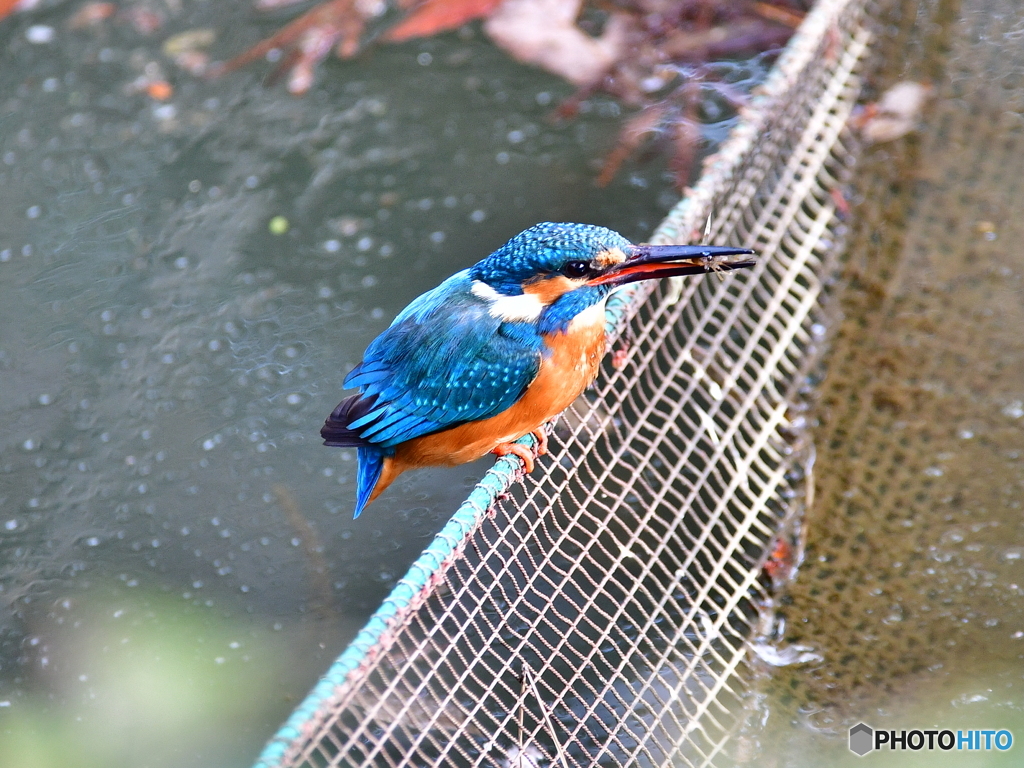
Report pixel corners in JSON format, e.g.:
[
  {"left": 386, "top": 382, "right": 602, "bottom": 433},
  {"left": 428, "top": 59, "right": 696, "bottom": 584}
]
[
  {"left": 347, "top": 404, "right": 389, "bottom": 431},
  {"left": 325, "top": 274, "right": 543, "bottom": 451}
]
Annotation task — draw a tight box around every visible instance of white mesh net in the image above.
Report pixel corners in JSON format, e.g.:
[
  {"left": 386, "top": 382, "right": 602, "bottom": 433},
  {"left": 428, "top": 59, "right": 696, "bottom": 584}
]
[{"left": 253, "top": 0, "right": 876, "bottom": 764}]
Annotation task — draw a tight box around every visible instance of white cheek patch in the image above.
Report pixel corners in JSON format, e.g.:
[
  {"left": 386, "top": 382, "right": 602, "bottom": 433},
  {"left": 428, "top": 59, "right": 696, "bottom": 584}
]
[
  {"left": 567, "top": 300, "right": 607, "bottom": 333},
  {"left": 471, "top": 280, "right": 545, "bottom": 322}
]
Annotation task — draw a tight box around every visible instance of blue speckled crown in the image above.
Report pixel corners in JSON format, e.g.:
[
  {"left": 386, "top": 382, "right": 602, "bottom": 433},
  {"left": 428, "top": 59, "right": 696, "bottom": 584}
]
[{"left": 470, "top": 222, "right": 632, "bottom": 295}]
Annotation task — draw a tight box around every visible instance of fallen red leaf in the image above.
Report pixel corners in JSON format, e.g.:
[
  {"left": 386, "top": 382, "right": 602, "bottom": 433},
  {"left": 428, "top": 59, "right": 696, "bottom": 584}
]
[
  {"left": 215, "top": 0, "right": 364, "bottom": 80},
  {"left": 763, "top": 538, "right": 794, "bottom": 581},
  {"left": 596, "top": 103, "right": 668, "bottom": 187},
  {"left": 383, "top": 0, "right": 504, "bottom": 43},
  {"left": 0, "top": 0, "right": 22, "bottom": 23}
]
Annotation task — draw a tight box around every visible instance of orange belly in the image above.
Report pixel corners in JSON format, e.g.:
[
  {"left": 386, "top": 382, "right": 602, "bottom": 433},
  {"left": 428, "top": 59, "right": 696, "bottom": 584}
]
[{"left": 368, "top": 305, "right": 607, "bottom": 501}]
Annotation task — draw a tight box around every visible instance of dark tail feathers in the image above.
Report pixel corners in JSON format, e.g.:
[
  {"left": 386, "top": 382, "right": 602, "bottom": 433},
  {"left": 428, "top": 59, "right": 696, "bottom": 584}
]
[
  {"left": 322, "top": 394, "right": 389, "bottom": 517},
  {"left": 321, "top": 394, "right": 378, "bottom": 447}
]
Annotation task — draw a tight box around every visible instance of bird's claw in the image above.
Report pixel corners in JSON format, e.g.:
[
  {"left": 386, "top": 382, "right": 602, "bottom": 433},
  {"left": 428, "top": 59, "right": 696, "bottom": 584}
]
[
  {"left": 492, "top": 428, "right": 549, "bottom": 473},
  {"left": 529, "top": 427, "right": 549, "bottom": 457},
  {"left": 493, "top": 441, "right": 534, "bottom": 473}
]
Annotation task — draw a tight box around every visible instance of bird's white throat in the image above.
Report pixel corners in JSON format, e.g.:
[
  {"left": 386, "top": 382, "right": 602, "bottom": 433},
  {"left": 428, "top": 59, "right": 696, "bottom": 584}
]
[{"left": 471, "top": 280, "right": 545, "bottom": 322}]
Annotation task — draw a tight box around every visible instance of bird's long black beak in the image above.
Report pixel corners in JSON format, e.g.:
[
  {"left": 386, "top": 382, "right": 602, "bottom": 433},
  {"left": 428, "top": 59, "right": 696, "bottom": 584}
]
[{"left": 588, "top": 244, "right": 756, "bottom": 288}]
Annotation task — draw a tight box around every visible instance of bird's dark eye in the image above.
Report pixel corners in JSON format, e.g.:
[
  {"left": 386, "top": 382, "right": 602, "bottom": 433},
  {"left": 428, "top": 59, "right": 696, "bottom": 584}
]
[{"left": 562, "top": 260, "right": 591, "bottom": 279}]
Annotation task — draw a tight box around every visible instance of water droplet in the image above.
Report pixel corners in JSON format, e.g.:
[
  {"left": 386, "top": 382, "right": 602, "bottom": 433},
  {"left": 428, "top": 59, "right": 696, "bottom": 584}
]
[
  {"left": 1002, "top": 400, "right": 1024, "bottom": 419},
  {"left": 26, "top": 25, "right": 56, "bottom": 44},
  {"left": 153, "top": 104, "right": 176, "bottom": 121}
]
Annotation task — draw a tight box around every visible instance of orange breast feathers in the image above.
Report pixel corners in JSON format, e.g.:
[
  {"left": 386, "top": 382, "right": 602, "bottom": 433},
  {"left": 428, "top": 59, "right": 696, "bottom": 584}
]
[{"left": 392, "top": 299, "right": 608, "bottom": 470}]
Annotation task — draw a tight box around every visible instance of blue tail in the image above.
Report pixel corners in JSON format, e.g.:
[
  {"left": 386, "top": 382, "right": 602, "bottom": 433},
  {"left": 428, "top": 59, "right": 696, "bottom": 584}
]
[{"left": 354, "top": 446, "right": 386, "bottom": 519}]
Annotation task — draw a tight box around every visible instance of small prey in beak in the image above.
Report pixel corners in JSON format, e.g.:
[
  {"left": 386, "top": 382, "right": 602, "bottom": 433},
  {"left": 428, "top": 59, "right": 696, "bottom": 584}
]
[{"left": 588, "top": 244, "right": 756, "bottom": 287}]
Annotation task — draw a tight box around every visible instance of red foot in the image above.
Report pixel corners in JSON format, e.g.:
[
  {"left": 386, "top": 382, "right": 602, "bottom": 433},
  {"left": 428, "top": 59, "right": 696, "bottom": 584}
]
[
  {"left": 492, "top": 442, "right": 537, "bottom": 473},
  {"left": 492, "top": 428, "right": 549, "bottom": 473},
  {"left": 529, "top": 428, "right": 549, "bottom": 457}
]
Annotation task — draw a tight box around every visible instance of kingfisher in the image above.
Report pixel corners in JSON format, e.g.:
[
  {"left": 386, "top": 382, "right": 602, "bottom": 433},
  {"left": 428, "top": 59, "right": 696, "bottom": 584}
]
[{"left": 322, "top": 222, "right": 754, "bottom": 518}]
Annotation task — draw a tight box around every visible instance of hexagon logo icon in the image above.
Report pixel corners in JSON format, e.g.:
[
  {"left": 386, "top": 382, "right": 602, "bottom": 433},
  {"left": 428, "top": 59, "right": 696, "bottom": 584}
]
[{"left": 849, "top": 722, "right": 874, "bottom": 756}]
